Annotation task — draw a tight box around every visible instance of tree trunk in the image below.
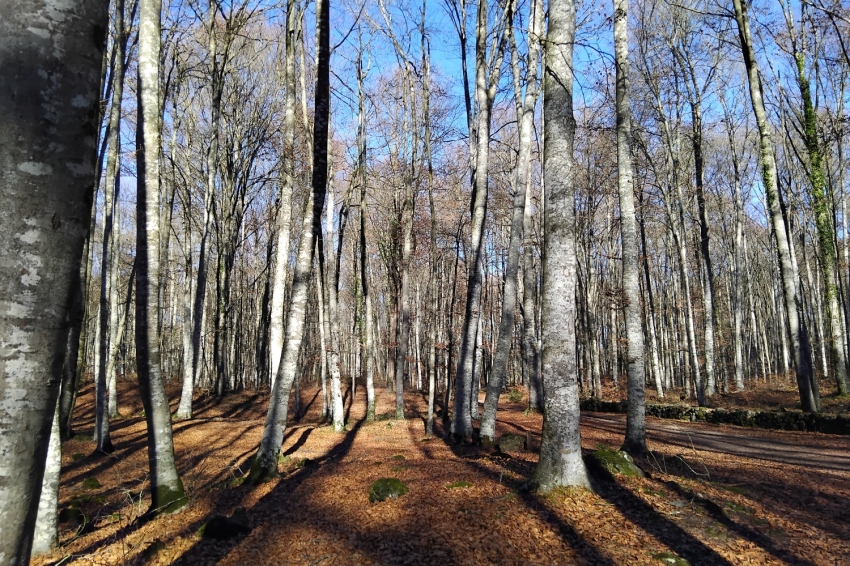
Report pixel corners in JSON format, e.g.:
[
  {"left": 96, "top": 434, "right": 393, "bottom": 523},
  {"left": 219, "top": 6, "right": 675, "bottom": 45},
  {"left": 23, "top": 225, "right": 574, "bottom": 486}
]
[
  {"left": 0, "top": 0, "right": 106, "bottom": 559},
  {"left": 481, "top": 0, "right": 542, "bottom": 444},
  {"left": 32, "top": 404, "right": 61, "bottom": 556},
  {"left": 95, "top": 0, "right": 127, "bottom": 453},
  {"left": 135, "top": 0, "right": 187, "bottom": 516},
  {"left": 452, "top": 0, "right": 510, "bottom": 441},
  {"left": 531, "top": 0, "right": 590, "bottom": 491},
  {"left": 250, "top": 0, "right": 330, "bottom": 482},
  {"left": 791, "top": 37, "right": 848, "bottom": 395},
  {"left": 614, "top": 0, "right": 646, "bottom": 455},
  {"left": 269, "top": 0, "right": 297, "bottom": 385},
  {"left": 732, "top": 0, "right": 819, "bottom": 412}
]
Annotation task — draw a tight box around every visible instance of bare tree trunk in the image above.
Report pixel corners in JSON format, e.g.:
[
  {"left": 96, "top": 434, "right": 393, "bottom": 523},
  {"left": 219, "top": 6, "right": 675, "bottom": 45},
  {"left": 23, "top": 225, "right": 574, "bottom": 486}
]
[
  {"left": 531, "top": 0, "right": 590, "bottom": 491},
  {"left": 732, "top": 0, "right": 819, "bottom": 412},
  {"left": 453, "top": 0, "right": 511, "bottom": 441},
  {"left": 32, "top": 404, "right": 61, "bottom": 556},
  {"left": 269, "top": 0, "right": 297, "bottom": 385},
  {"left": 95, "top": 0, "right": 127, "bottom": 453},
  {"left": 0, "top": 1, "right": 106, "bottom": 560},
  {"left": 481, "top": 0, "right": 542, "bottom": 444},
  {"left": 135, "top": 0, "right": 187, "bottom": 516},
  {"left": 319, "top": 178, "right": 346, "bottom": 432},
  {"left": 355, "top": 44, "right": 375, "bottom": 422},
  {"left": 614, "top": 0, "right": 646, "bottom": 455},
  {"left": 784, "top": 5, "right": 848, "bottom": 395},
  {"left": 316, "top": 262, "right": 329, "bottom": 419},
  {"left": 250, "top": 0, "right": 330, "bottom": 482}
]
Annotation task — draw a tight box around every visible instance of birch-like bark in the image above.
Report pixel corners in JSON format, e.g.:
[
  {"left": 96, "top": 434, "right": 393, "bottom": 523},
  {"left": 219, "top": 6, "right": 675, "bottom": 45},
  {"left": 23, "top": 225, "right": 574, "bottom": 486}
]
[
  {"left": 614, "top": 0, "right": 646, "bottom": 455},
  {"left": 481, "top": 0, "right": 542, "bottom": 444},
  {"left": 357, "top": 45, "right": 375, "bottom": 422},
  {"left": 250, "top": 0, "right": 330, "bottom": 481},
  {"left": 32, "top": 404, "right": 60, "bottom": 556},
  {"left": 320, "top": 178, "right": 346, "bottom": 432},
  {"left": 732, "top": 0, "right": 819, "bottom": 412},
  {"left": 0, "top": 0, "right": 106, "bottom": 559},
  {"left": 188, "top": 0, "right": 224, "bottom": 398},
  {"left": 136, "top": 0, "right": 187, "bottom": 516},
  {"left": 269, "top": 0, "right": 297, "bottom": 385},
  {"left": 95, "top": 0, "right": 128, "bottom": 453},
  {"left": 720, "top": 95, "right": 747, "bottom": 391},
  {"left": 531, "top": 0, "right": 590, "bottom": 491},
  {"left": 315, "top": 259, "right": 329, "bottom": 418},
  {"left": 453, "top": 0, "right": 512, "bottom": 441}
]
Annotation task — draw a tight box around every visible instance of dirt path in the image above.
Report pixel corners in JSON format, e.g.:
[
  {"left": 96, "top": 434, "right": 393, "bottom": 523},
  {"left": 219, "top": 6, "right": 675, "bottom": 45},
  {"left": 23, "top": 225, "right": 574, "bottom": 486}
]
[{"left": 581, "top": 413, "right": 850, "bottom": 473}]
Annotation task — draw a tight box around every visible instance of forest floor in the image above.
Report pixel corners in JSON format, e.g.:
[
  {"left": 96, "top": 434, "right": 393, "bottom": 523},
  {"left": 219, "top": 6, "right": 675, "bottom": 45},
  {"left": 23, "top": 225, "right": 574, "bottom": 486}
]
[{"left": 34, "top": 379, "right": 850, "bottom": 566}]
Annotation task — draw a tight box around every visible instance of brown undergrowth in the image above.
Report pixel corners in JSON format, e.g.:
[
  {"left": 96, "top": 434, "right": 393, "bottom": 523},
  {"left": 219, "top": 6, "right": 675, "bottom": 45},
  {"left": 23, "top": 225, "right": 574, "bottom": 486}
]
[{"left": 33, "top": 380, "right": 850, "bottom": 565}]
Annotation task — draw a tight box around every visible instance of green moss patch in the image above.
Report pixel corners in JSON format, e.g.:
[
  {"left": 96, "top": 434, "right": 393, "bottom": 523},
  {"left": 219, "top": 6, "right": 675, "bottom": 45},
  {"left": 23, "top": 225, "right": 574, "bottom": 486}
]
[
  {"left": 446, "top": 481, "right": 472, "bottom": 489},
  {"left": 586, "top": 449, "right": 646, "bottom": 478},
  {"left": 368, "top": 478, "right": 409, "bottom": 502}
]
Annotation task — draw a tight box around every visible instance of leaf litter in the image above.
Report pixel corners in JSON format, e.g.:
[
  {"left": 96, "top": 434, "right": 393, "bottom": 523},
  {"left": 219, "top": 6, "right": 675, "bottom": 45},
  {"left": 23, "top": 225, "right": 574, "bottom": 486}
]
[{"left": 32, "top": 381, "right": 850, "bottom": 565}]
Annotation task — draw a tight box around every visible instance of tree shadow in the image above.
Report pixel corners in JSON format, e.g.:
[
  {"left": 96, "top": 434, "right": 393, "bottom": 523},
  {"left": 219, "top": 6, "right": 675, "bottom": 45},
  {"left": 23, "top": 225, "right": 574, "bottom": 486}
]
[
  {"left": 423, "top": 427, "right": 616, "bottom": 566},
  {"left": 170, "top": 419, "right": 366, "bottom": 565},
  {"left": 660, "top": 479, "right": 817, "bottom": 566},
  {"left": 584, "top": 460, "right": 733, "bottom": 566},
  {"left": 282, "top": 427, "right": 314, "bottom": 457}
]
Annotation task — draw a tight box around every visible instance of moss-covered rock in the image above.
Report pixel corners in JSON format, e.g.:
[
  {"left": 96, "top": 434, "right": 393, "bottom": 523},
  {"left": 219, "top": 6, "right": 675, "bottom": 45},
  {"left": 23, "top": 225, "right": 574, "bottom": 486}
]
[
  {"left": 582, "top": 400, "right": 850, "bottom": 435},
  {"left": 497, "top": 433, "right": 526, "bottom": 453},
  {"left": 369, "top": 478, "right": 409, "bottom": 502},
  {"left": 81, "top": 477, "right": 101, "bottom": 490},
  {"left": 586, "top": 448, "right": 646, "bottom": 478},
  {"left": 446, "top": 481, "right": 472, "bottom": 489}
]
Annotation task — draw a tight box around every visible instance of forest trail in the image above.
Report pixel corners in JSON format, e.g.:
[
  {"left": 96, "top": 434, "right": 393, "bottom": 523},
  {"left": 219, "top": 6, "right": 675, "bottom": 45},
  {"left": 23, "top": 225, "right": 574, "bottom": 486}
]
[
  {"left": 581, "top": 413, "right": 850, "bottom": 473},
  {"left": 34, "top": 385, "right": 850, "bottom": 565}
]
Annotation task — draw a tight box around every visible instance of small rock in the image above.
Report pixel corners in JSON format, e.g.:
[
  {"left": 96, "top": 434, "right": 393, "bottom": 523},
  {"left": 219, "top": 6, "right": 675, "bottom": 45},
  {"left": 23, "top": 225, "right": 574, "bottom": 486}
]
[
  {"left": 368, "top": 478, "right": 409, "bottom": 502},
  {"left": 497, "top": 433, "right": 526, "bottom": 453},
  {"left": 586, "top": 449, "right": 646, "bottom": 478}
]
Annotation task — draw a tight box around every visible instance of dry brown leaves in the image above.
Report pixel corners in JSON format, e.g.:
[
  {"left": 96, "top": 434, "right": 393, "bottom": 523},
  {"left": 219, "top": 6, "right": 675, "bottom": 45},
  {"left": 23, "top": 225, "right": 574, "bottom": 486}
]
[{"left": 31, "top": 381, "right": 849, "bottom": 565}]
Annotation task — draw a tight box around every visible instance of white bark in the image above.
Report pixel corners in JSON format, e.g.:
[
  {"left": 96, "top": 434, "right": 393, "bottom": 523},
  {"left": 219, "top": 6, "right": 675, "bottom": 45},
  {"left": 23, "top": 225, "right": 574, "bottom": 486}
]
[
  {"left": 0, "top": 0, "right": 106, "bottom": 560},
  {"left": 32, "top": 405, "right": 60, "bottom": 556},
  {"left": 481, "top": 0, "right": 542, "bottom": 443},
  {"left": 531, "top": 0, "right": 590, "bottom": 491},
  {"left": 614, "top": 0, "right": 646, "bottom": 454},
  {"left": 732, "top": 0, "right": 819, "bottom": 412},
  {"left": 269, "top": 1, "right": 297, "bottom": 385},
  {"left": 136, "top": 0, "right": 187, "bottom": 515},
  {"left": 453, "top": 0, "right": 512, "bottom": 440},
  {"left": 251, "top": 0, "right": 330, "bottom": 481}
]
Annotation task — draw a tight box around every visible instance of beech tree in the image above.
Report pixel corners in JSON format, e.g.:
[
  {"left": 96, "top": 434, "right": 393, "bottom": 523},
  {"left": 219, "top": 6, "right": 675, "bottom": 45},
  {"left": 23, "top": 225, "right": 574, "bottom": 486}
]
[
  {"left": 250, "top": 0, "right": 331, "bottom": 483},
  {"left": 530, "top": 0, "right": 590, "bottom": 491},
  {"left": 135, "top": 0, "right": 188, "bottom": 515},
  {"left": 0, "top": 0, "right": 107, "bottom": 560},
  {"left": 614, "top": 0, "right": 646, "bottom": 455}
]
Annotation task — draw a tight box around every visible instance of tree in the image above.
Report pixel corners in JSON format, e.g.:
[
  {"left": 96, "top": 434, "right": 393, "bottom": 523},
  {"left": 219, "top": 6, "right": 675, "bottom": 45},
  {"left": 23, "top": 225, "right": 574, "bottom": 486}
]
[
  {"left": 530, "top": 0, "right": 590, "bottom": 491},
  {"left": 250, "top": 0, "right": 331, "bottom": 483},
  {"left": 480, "top": 0, "right": 543, "bottom": 444},
  {"left": 452, "top": 0, "right": 512, "bottom": 441},
  {"left": 135, "top": 0, "right": 188, "bottom": 515},
  {"left": 614, "top": 0, "right": 646, "bottom": 455},
  {"left": 731, "top": 0, "right": 820, "bottom": 412},
  {"left": 0, "top": 0, "right": 107, "bottom": 560},
  {"left": 779, "top": 0, "right": 848, "bottom": 396}
]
